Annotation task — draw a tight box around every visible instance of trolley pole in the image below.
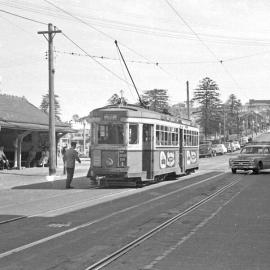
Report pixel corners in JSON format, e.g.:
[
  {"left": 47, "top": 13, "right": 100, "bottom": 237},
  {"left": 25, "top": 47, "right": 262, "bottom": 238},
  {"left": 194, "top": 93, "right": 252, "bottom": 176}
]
[{"left": 38, "top": 24, "right": 62, "bottom": 176}]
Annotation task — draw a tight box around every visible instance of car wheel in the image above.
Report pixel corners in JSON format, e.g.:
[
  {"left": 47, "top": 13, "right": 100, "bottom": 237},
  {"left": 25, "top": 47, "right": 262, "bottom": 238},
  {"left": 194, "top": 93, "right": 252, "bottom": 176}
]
[
  {"left": 253, "top": 168, "right": 260, "bottom": 174},
  {"left": 231, "top": 168, "right": 237, "bottom": 174}
]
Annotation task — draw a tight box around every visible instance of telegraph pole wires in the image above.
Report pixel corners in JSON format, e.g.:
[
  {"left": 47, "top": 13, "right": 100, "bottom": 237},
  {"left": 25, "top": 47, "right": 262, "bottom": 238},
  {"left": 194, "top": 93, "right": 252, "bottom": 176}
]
[{"left": 38, "top": 23, "right": 62, "bottom": 176}]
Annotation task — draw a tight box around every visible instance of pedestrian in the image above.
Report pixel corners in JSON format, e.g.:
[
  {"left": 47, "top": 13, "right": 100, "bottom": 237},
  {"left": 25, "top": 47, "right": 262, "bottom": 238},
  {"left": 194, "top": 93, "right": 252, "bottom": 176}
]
[
  {"left": 39, "top": 147, "right": 49, "bottom": 167},
  {"left": 26, "top": 146, "right": 36, "bottom": 168},
  {"left": 0, "top": 146, "right": 9, "bottom": 169},
  {"left": 61, "top": 145, "right": 67, "bottom": 174},
  {"left": 63, "top": 142, "right": 81, "bottom": 189}
]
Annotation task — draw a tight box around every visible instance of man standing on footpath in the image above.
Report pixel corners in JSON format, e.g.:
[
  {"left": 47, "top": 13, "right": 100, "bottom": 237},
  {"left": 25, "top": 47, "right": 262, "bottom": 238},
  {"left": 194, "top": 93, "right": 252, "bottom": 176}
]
[{"left": 64, "top": 142, "right": 81, "bottom": 189}]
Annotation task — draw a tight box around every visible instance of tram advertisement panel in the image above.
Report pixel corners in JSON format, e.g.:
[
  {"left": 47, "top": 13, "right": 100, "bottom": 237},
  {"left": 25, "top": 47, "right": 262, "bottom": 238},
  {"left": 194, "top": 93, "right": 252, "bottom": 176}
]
[
  {"left": 159, "top": 151, "right": 175, "bottom": 169},
  {"left": 186, "top": 149, "right": 198, "bottom": 165}
]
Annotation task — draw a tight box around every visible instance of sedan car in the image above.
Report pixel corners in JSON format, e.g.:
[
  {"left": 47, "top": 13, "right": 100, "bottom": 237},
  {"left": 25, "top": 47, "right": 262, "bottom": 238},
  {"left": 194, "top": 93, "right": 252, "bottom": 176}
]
[
  {"left": 199, "top": 143, "right": 216, "bottom": 158},
  {"left": 229, "top": 143, "right": 270, "bottom": 174},
  {"left": 212, "top": 144, "right": 227, "bottom": 155}
]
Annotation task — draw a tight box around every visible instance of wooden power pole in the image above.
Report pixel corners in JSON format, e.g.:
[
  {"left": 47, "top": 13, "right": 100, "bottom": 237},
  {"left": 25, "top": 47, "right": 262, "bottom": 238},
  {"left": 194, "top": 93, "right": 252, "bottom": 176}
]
[
  {"left": 186, "top": 81, "right": 190, "bottom": 120},
  {"left": 38, "top": 24, "right": 61, "bottom": 176}
]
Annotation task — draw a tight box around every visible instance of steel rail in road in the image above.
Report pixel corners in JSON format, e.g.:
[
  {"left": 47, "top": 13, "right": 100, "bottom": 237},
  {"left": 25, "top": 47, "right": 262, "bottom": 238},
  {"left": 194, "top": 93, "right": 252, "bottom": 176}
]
[
  {"left": 0, "top": 171, "right": 227, "bottom": 259},
  {"left": 85, "top": 177, "right": 242, "bottom": 270}
]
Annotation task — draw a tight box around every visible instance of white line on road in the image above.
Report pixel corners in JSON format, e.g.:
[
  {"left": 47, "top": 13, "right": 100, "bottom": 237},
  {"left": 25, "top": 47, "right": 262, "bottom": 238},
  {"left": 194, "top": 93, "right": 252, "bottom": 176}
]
[{"left": 0, "top": 172, "right": 226, "bottom": 259}]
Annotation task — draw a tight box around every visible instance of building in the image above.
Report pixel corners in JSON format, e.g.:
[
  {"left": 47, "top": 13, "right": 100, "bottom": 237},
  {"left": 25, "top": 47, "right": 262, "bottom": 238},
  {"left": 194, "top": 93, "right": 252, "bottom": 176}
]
[
  {"left": 59, "top": 118, "right": 91, "bottom": 156},
  {"left": 0, "top": 94, "right": 74, "bottom": 169}
]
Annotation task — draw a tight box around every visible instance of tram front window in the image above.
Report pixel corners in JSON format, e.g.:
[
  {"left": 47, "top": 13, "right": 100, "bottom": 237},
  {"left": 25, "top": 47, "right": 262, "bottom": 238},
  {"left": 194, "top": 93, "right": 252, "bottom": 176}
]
[{"left": 98, "top": 124, "right": 124, "bottom": 144}]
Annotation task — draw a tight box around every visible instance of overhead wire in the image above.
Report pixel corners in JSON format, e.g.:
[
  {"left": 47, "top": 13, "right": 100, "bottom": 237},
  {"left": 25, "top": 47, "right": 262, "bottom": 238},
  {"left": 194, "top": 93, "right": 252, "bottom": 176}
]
[
  {"left": 164, "top": 0, "right": 249, "bottom": 100},
  {"left": 60, "top": 31, "right": 134, "bottom": 88},
  {"left": 43, "top": 0, "right": 183, "bottom": 84},
  {"left": 2, "top": 1, "right": 270, "bottom": 47},
  {"left": 0, "top": 8, "right": 47, "bottom": 25}
]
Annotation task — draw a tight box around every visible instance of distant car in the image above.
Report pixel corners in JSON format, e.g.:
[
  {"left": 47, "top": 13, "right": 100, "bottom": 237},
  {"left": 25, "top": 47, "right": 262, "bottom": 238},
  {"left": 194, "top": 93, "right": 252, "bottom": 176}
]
[
  {"left": 239, "top": 136, "right": 249, "bottom": 147},
  {"left": 225, "top": 142, "right": 233, "bottom": 152},
  {"left": 229, "top": 142, "right": 270, "bottom": 174},
  {"left": 212, "top": 144, "right": 227, "bottom": 155},
  {"left": 199, "top": 143, "right": 216, "bottom": 158},
  {"left": 232, "top": 141, "right": 241, "bottom": 150}
]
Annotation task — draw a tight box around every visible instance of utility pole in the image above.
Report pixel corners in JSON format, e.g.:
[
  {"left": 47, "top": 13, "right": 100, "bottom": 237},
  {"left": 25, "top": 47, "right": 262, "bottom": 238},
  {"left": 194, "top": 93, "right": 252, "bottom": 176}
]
[
  {"left": 38, "top": 24, "right": 62, "bottom": 176},
  {"left": 186, "top": 81, "right": 190, "bottom": 120}
]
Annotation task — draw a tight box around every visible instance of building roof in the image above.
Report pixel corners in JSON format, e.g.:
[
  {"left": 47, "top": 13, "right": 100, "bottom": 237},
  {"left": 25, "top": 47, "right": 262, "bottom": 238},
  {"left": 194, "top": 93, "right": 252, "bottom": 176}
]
[
  {"left": 0, "top": 94, "right": 73, "bottom": 132},
  {"left": 249, "top": 99, "right": 270, "bottom": 105}
]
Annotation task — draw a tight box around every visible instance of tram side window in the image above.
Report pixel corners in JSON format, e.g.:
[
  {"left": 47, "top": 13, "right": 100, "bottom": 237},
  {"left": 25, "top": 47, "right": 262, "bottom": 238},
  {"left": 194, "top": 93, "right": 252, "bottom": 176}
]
[
  {"left": 156, "top": 125, "right": 179, "bottom": 146},
  {"left": 129, "top": 124, "right": 138, "bottom": 144},
  {"left": 98, "top": 124, "right": 124, "bottom": 144},
  {"left": 183, "top": 129, "right": 198, "bottom": 146}
]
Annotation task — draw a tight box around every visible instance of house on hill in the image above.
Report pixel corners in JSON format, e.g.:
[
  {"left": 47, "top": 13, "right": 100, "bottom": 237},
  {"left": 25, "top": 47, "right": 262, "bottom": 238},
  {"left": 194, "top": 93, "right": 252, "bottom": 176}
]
[{"left": 0, "top": 94, "right": 74, "bottom": 169}]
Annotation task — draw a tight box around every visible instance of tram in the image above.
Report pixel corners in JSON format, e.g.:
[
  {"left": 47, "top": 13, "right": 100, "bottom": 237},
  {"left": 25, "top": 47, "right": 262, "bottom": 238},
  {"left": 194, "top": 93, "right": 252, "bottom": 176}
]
[{"left": 88, "top": 104, "right": 199, "bottom": 187}]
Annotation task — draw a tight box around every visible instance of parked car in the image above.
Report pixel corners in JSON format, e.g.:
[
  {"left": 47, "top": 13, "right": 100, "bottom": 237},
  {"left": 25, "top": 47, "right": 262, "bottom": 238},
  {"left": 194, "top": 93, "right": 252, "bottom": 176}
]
[
  {"left": 229, "top": 142, "right": 270, "bottom": 174},
  {"left": 199, "top": 143, "right": 216, "bottom": 158},
  {"left": 225, "top": 142, "right": 233, "bottom": 152},
  {"left": 212, "top": 144, "right": 227, "bottom": 155},
  {"left": 239, "top": 136, "right": 249, "bottom": 147},
  {"left": 232, "top": 141, "right": 241, "bottom": 150}
]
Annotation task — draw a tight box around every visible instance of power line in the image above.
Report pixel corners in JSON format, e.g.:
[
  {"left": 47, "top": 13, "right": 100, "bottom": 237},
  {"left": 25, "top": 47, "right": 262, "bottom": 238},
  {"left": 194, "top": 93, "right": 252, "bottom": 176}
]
[
  {"left": 3, "top": 1, "right": 270, "bottom": 47},
  {"left": 60, "top": 31, "right": 133, "bottom": 88},
  {"left": 43, "top": 0, "right": 183, "bottom": 84},
  {"left": 164, "top": 0, "right": 249, "bottom": 100},
  {"left": 0, "top": 8, "right": 47, "bottom": 25}
]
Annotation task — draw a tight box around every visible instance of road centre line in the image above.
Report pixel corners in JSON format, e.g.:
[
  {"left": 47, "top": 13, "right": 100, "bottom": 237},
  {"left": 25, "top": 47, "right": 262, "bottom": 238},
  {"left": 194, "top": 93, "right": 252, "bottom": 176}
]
[{"left": 0, "top": 172, "right": 226, "bottom": 259}]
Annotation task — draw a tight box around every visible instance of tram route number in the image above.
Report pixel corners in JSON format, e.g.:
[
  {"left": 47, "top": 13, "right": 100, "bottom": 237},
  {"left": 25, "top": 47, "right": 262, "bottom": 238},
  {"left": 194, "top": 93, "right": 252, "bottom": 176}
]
[{"left": 160, "top": 151, "right": 175, "bottom": 169}]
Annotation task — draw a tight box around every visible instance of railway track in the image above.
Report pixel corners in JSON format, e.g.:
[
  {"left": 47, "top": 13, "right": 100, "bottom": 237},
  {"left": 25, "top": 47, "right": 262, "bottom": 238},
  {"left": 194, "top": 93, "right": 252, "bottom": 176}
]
[{"left": 85, "top": 177, "right": 242, "bottom": 270}]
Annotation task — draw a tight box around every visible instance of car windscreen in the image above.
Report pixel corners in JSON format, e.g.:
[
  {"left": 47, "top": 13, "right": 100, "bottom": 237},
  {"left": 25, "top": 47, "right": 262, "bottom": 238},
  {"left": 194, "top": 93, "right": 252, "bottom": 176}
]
[{"left": 241, "top": 146, "right": 263, "bottom": 154}]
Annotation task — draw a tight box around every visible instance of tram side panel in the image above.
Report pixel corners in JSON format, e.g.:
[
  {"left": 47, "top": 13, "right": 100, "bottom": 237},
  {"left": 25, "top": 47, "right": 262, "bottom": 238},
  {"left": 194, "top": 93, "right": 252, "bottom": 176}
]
[{"left": 153, "top": 148, "right": 182, "bottom": 178}]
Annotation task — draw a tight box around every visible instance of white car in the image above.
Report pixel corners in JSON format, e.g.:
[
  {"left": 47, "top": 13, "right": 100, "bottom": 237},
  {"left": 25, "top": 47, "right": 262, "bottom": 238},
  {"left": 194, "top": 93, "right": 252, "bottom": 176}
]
[
  {"left": 232, "top": 141, "right": 241, "bottom": 150},
  {"left": 212, "top": 144, "right": 227, "bottom": 155}
]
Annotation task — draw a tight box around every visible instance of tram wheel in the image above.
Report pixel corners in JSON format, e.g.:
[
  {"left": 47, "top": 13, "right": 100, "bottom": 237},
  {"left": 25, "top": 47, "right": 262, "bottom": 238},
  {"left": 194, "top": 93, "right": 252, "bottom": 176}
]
[{"left": 135, "top": 178, "right": 143, "bottom": 188}]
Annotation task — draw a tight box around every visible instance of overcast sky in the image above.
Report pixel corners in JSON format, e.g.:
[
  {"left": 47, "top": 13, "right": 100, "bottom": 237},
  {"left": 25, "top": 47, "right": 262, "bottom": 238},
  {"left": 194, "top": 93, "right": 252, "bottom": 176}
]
[{"left": 1, "top": 0, "right": 270, "bottom": 121}]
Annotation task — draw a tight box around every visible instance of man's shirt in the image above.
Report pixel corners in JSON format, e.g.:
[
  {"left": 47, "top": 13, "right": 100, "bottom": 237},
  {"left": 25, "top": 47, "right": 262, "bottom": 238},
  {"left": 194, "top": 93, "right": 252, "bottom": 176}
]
[{"left": 64, "top": 148, "right": 81, "bottom": 168}]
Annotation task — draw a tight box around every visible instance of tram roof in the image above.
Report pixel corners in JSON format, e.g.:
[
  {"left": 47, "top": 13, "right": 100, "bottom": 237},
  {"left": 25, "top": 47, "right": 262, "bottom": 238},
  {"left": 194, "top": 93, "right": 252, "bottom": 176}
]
[{"left": 90, "top": 104, "right": 193, "bottom": 125}]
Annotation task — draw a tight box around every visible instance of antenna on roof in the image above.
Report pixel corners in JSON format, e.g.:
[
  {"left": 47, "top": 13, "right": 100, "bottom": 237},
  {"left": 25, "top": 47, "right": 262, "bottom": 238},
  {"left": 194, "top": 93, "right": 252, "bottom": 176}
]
[{"left": 115, "top": 40, "right": 144, "bottom": 107}]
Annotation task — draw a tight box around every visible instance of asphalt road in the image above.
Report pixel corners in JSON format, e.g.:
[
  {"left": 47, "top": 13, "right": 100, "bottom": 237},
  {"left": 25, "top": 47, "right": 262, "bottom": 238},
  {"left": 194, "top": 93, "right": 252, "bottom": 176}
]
[{"left": 0, "top": 151, "right": 269, "bottom": 270}]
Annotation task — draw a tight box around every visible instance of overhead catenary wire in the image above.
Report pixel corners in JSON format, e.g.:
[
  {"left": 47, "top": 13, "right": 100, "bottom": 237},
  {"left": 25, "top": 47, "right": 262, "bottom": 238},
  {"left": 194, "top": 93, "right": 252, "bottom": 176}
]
[
  {"left": 60, "top": 31, "right": 134, "bottom": 88},
  {"left": 43, "top": 0, "right": 183, "bottom": 84},
  {"left": 0, "top": 8, "right": 47, "bottom": 25},
  {"left": 2, "top": 0, "right": 270, "bottom": 47},
  {"left": 164, "top": 0, "right": 249, "bottom": 100}
]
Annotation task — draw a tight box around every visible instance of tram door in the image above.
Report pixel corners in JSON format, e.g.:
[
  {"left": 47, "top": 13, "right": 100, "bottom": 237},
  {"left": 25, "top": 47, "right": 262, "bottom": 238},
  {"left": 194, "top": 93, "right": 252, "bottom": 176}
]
[
  {"left": 179, "top": 128, "right": 183, "bottom": 172},
  {"left": 142, "top": 124, "right": 154, "bottom": 179}
]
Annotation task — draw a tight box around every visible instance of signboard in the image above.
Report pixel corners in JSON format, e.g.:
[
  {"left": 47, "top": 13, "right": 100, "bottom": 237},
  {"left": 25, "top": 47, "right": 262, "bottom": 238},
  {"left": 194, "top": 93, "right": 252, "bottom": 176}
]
[
  {"left": 160, "top": 151, "right": 175, "bottom": 169},
  {"left": 186, "top": 150, "right": 198, "bottom": 165}
]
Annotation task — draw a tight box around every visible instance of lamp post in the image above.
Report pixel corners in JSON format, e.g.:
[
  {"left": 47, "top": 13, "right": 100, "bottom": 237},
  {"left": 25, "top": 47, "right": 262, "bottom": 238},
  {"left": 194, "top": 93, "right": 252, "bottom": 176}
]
[{"left": 242, "top": 120, "right": 245, "bottom": 136}]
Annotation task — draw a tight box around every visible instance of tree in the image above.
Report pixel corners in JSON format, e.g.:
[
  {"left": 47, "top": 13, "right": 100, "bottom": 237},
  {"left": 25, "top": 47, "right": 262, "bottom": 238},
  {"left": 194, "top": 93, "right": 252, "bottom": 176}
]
[
  {"left": 40, "top": 93, "right": 61, "bottom": 121},
  {"left": 192, "top": 77, "right": 222, "bottom": 138},
  {"left": 108, "top": 93, "right": 128, "bottom": 105},
  {"left": 141, "top": 89, "right": 169, "bottom": 113},
  {"left": 225, "top": 94, "right": 242, "bottom": 136}
]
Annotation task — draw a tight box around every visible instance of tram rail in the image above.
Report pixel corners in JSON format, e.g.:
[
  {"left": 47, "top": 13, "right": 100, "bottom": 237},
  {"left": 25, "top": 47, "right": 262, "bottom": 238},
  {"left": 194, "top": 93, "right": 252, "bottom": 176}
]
[{"left": 85, "top": 178, "right": 242, "bottom": 270}]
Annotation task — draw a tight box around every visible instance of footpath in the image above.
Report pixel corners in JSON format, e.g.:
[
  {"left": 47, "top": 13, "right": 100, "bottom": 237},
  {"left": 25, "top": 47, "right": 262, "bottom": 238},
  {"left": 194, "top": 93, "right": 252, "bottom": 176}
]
[
  {"left": 0, "top": 158, "right": 91, "bottom": 190},
  {"left": 0, "top": 159, "right": 146, "bottom": 221}
]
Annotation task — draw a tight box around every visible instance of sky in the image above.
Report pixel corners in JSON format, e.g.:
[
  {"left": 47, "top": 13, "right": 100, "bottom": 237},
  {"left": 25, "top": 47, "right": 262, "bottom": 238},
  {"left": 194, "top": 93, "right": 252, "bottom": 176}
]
[{"left": 1, "top": 0, "right": 270, "bottom": 121}]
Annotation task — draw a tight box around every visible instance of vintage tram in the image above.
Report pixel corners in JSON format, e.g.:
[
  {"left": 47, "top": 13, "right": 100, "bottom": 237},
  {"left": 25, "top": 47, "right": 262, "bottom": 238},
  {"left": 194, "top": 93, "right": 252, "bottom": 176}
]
[{"left": 88, "top": 104, "right": 199, "bottom": 187}]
